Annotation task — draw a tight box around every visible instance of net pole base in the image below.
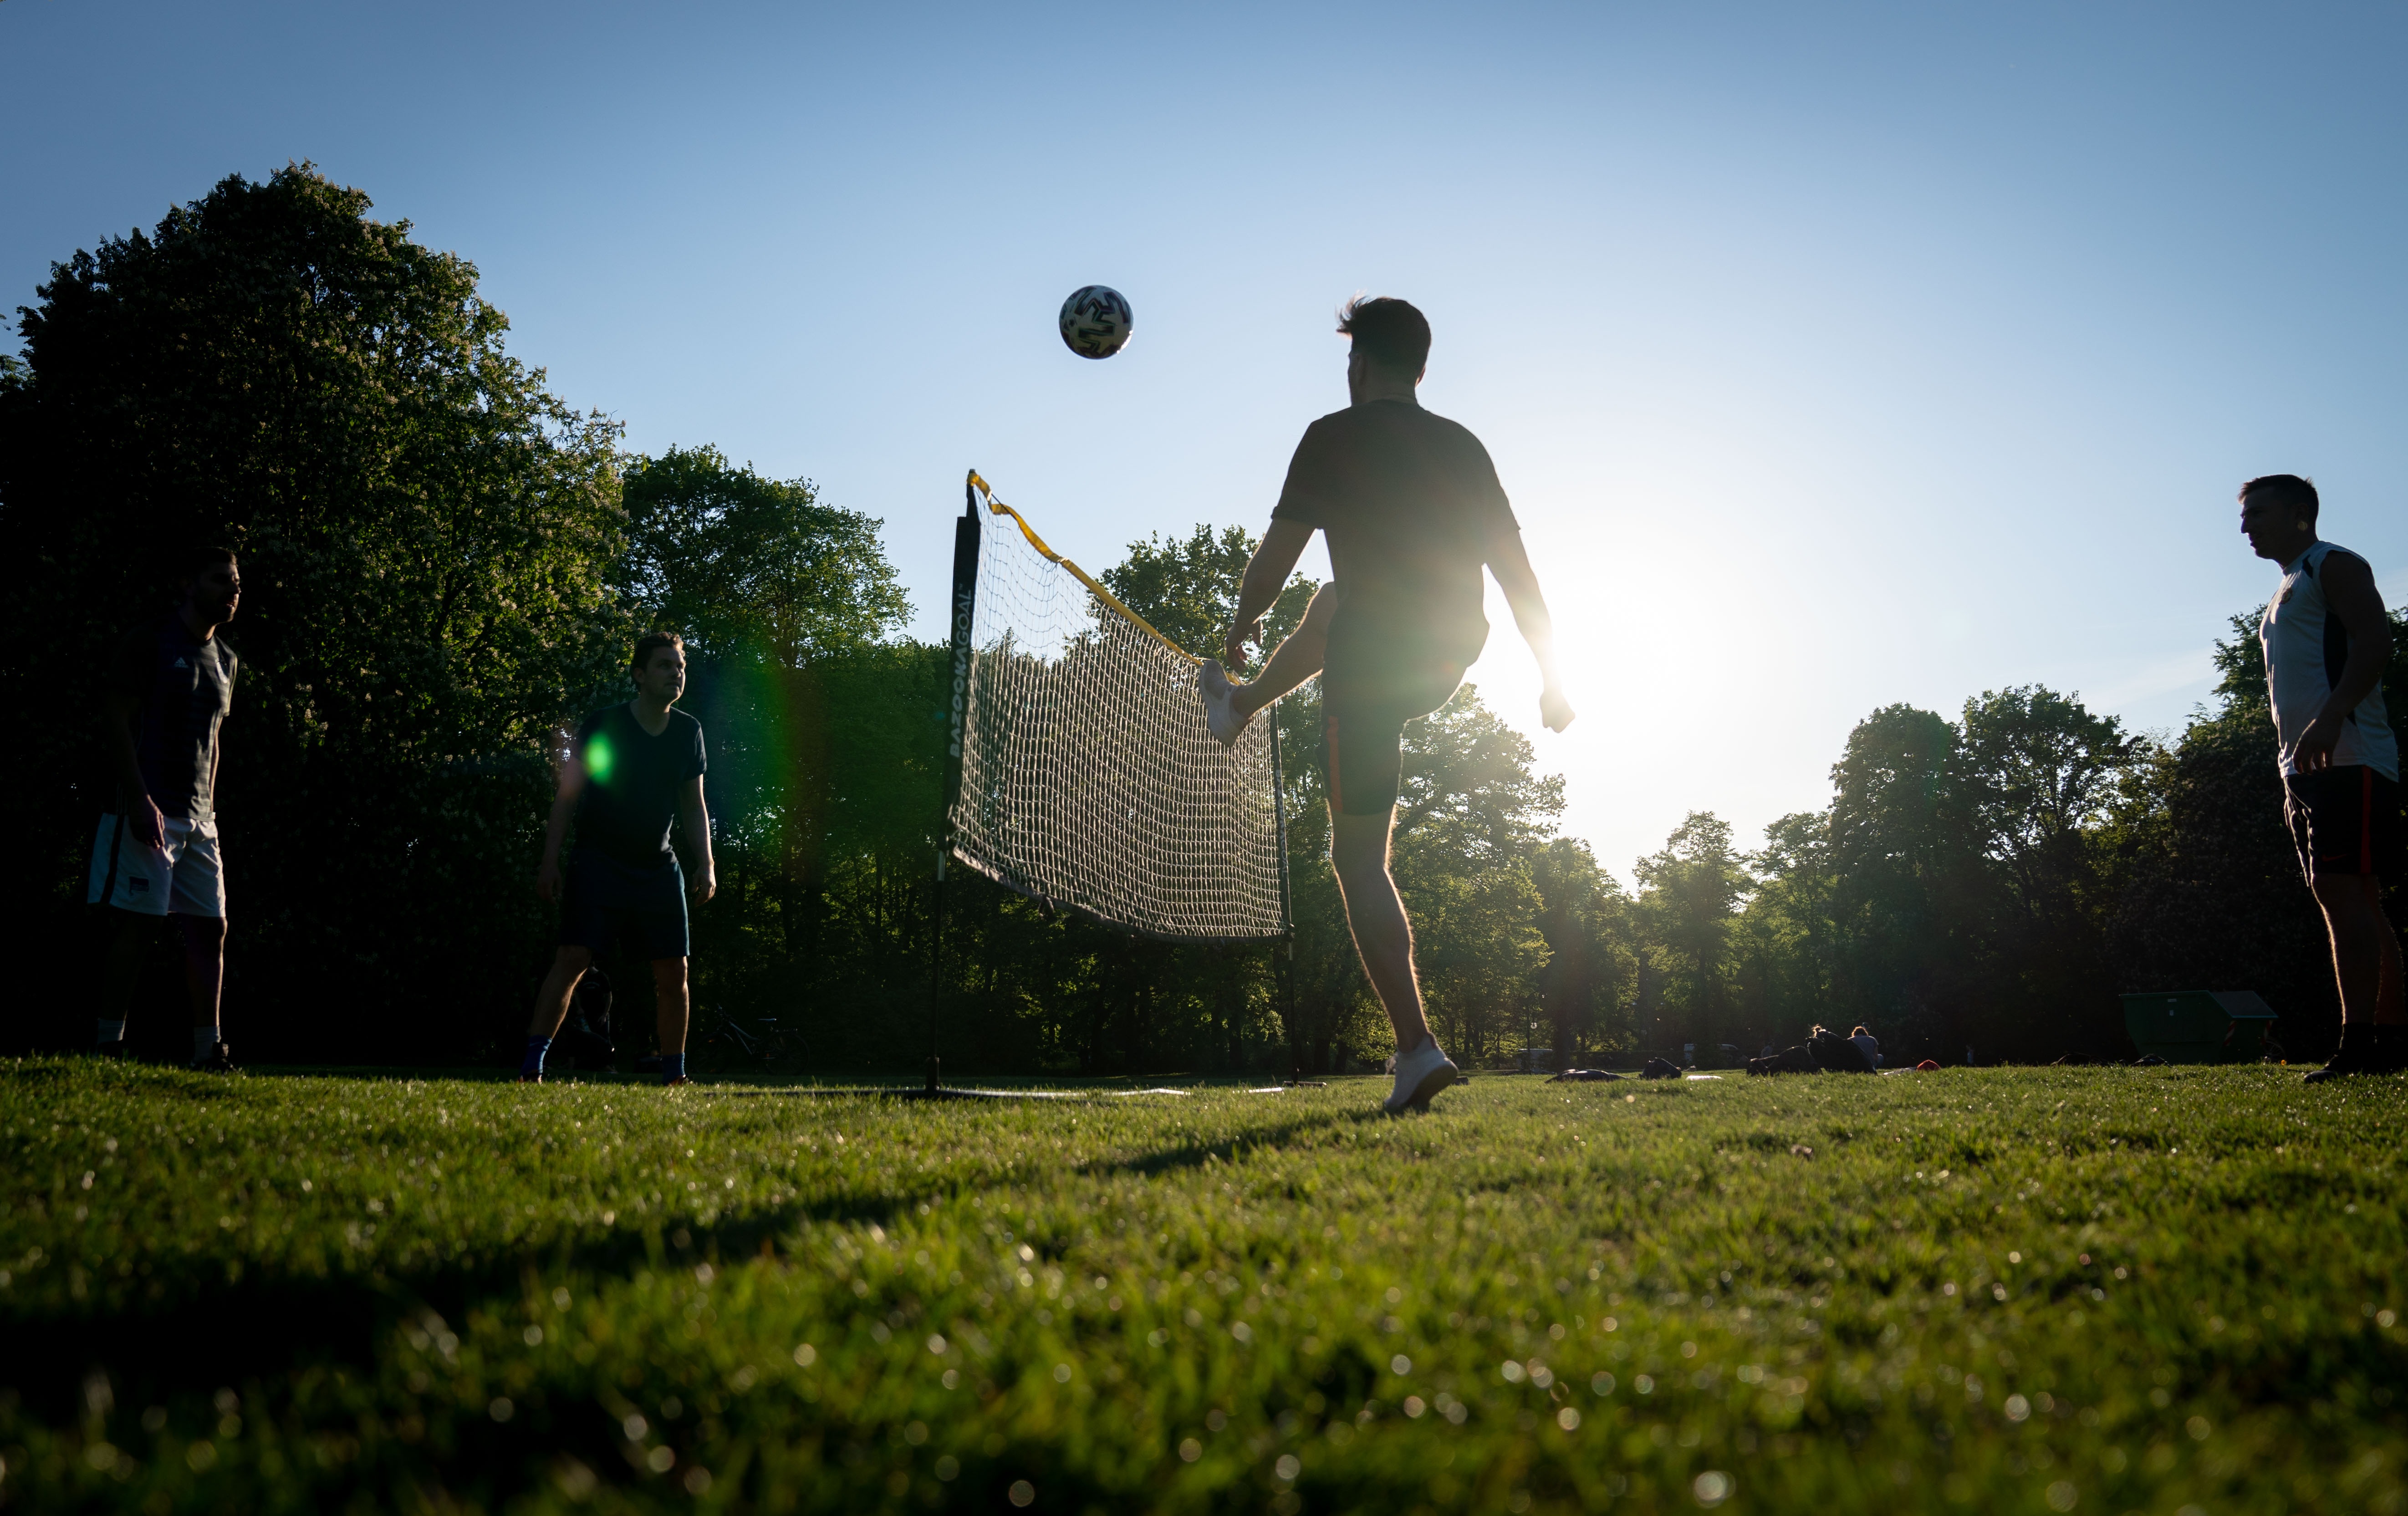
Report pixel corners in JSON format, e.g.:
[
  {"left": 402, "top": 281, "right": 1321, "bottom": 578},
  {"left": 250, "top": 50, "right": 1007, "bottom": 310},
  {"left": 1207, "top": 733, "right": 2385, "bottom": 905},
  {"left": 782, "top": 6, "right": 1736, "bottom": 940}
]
[{"left": 925, "top": 1056, "right": 940, "bottom": 1093}]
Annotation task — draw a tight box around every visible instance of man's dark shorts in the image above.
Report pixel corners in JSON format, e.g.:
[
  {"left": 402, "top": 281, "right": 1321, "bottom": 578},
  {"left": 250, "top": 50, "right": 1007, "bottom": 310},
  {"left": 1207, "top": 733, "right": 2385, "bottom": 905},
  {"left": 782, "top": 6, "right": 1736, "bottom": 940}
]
[
  {"left": 2284, "top": 765, "right": 2404, "bottom": 886},
  {"left": 560, "top": 851, "right": 689, "bottom": 960},
  {"left": 1322, "top": 648, "right": 1471, "bottom": 817}
]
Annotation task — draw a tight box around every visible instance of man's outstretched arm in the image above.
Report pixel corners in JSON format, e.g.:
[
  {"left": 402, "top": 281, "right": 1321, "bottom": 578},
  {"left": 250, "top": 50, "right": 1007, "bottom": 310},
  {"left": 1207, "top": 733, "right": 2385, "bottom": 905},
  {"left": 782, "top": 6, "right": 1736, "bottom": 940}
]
[
  {"left": 1486, "top": 527, "right": 1575, "bottom": 733},
  {"left": 534, "top": 750, "right": 586, "bottom": 900},
  {"left": 1223, "top": 519, "right": 1317, "bottom": 667}
]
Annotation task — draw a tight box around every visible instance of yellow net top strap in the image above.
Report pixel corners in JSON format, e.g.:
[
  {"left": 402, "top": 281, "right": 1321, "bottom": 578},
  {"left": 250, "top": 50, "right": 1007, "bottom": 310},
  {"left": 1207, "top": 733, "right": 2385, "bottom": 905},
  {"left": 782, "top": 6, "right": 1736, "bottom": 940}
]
[{"left": 968, "top": 471, "right": 1200, "bottom": 666}]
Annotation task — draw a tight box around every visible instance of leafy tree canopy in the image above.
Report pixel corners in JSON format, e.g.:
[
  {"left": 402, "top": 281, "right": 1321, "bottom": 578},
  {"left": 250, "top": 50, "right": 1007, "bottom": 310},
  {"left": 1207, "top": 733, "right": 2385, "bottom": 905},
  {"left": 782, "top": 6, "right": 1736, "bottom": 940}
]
[
  {"left": 2, "top": 163, "right": 626, "bottom": 1057},
  {"left": 617, "top": 446, "right": 908, "bottom": 668}
]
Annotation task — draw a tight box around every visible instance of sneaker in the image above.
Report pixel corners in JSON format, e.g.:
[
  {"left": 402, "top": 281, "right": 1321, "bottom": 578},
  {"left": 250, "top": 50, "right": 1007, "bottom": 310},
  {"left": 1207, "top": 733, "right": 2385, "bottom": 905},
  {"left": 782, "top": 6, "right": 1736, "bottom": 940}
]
[
  {"left": 1197, "top": 660, "right": 1249, "bottom": 746},
  {"left": 2306, "top": 1028, "right": 2407, "bottom": 1083},
  {"left": 1384, "top": 1037, "right": 1459, "bottom": 1113},
  {"left": 518, "top": 1072, "right": 543, "bottom": 1085},
  {"left": 191, "top": 1042, "right": 236, "bottom": 1074},
  {"left": 662, "top": 1075, "right": 691, "bottom": 1088},
  {"left": 95, "top": 1041, "right": 128, "bottom": 1062}
]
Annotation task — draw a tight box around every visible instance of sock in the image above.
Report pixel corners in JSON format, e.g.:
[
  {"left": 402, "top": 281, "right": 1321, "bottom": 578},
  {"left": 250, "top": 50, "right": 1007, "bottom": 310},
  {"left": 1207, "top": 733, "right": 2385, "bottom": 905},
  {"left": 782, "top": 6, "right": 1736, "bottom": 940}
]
[
  {"left": 194, "top": 1026, "right": 219, "bottom": 1062},
  {"left": 660, "top": 1053, "right": 686, "bottom": 1084},
  {"left": 97, "top": 1019, "right": 127, "bottom": 1046},
  {"left": 521, "top": 1035, "right": 552, "bottom": 1077}
]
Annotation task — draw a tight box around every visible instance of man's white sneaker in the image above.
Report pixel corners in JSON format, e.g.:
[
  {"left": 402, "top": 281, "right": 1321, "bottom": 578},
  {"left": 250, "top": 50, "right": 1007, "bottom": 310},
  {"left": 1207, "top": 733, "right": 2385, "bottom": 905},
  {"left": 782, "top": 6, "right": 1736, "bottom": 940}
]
[
  {"left": 1197, "top": 659, "right": 1249, "bottom": 746},
  {"left": 1384, "top": 1039, "right": 1459, "bottom": 1113}
]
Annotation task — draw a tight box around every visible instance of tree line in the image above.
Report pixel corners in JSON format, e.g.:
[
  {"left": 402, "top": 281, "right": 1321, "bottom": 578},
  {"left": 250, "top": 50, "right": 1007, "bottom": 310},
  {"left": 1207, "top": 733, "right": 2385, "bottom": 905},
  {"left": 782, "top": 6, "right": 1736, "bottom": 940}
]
[{"left": 6, "top": 165, "right": 2392, "bottom": 1072}]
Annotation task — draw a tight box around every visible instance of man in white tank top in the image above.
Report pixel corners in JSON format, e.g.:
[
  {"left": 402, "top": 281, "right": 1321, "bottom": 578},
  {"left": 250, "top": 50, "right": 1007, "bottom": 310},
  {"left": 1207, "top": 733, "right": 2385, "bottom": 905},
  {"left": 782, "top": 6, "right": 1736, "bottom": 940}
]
[{"left": 2241, "top": 474, "right": 2403, "bottom": 1080}]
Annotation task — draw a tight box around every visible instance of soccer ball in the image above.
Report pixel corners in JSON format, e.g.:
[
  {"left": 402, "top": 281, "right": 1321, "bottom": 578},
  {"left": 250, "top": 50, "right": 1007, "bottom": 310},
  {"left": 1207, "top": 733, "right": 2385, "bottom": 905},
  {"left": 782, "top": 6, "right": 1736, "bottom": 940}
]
[{"left": 1059, "top": 285, "right": 1133, "bottom": 359}]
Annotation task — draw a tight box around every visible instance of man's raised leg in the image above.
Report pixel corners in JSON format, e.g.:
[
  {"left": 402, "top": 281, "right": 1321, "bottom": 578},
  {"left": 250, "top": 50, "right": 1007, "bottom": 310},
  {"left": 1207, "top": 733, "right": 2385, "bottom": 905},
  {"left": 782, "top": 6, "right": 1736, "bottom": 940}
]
[
  {"left": 521, "top": 946, "right": 592, "bottom": 1083},
  {"left": 1330, "top": 807, "right": 1455, "bottom": 1110},
  {"left": 653, "top": 957, "right": 692, "bottom": 1086},
  {"left": 1201, "top": 584, "right": 1338, "bottom": 744}
]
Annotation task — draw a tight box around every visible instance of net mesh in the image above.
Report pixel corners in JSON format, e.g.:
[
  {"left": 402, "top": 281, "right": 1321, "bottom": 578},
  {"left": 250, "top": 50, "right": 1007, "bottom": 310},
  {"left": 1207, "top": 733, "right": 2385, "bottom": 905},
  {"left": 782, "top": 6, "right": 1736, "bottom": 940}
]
[{"left": 949, "top": 491, "right": 1288, "bottom": 941}]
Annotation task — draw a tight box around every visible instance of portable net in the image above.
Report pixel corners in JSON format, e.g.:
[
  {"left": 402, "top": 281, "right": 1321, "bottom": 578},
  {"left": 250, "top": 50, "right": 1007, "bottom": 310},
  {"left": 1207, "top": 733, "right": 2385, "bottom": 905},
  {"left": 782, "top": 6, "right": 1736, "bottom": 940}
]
[{"left": 948, "top": 475, "right": 1288, "bottom": 941}]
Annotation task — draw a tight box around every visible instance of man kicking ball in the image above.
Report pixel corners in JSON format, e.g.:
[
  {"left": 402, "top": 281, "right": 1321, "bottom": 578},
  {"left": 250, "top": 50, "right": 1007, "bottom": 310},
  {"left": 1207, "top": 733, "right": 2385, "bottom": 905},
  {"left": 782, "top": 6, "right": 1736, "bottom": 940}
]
[
  {"left": 1203, "top": 296, "right": 1573, "bottom": 1113},
  {"left": 2240, "top": 474, "right": 2404, "bottom": 1080},
  {"left": 521, "top": 632, "right": 715, "bottom": 1086}
]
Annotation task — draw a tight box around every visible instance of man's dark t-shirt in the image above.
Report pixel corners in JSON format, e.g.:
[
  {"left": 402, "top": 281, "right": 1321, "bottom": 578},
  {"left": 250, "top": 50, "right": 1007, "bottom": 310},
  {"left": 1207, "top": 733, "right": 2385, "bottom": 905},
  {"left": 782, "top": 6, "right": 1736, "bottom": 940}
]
[
  {"left": 1269, "top": 398, "right": 1519, "bottom": 694},
  {"left": 573, "top": 704, "right": 707, "bottom": 870},
  {"left": 106, "top": 616, "right": 238, "bottom": 819}
]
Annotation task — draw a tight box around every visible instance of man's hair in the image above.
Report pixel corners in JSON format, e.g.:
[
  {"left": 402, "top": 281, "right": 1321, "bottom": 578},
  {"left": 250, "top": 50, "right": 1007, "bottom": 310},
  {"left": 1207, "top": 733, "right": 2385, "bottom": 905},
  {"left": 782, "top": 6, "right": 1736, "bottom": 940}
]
[
  {"left": 2240, "top": 474, "right": 2319, "bottom": 520},
  {"left": 177, "top": 545, "right": 236, "bottom": 583},
  {"left": 1851, "top": 1025, "right": 1869, "bottom": 1038},
  {"left": 1337, "top": 296, "right": 1431, "bottom": 374},
  {"left": 632, "top": 630, "right": 685, "bottom": 672}
]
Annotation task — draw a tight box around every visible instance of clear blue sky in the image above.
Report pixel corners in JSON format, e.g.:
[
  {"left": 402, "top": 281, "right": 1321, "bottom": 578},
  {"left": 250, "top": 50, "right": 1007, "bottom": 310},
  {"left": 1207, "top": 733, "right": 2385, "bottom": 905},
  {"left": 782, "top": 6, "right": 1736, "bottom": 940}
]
[{"left": 9, "top": 1, "right": 2405, "bottom": 880}]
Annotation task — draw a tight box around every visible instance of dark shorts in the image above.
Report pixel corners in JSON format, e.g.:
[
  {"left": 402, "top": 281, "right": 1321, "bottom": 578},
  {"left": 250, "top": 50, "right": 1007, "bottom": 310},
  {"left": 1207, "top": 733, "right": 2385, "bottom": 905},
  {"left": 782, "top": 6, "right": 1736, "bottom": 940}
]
[
  {"left": 2283, "top": 766, "right": 2403, "bottom": 885},
  {"left": 560, "top": 851, "right": 689, "bottom": 960},
  {"left": 1321, "top": 654, "right": 1470, "bottom": 817}
]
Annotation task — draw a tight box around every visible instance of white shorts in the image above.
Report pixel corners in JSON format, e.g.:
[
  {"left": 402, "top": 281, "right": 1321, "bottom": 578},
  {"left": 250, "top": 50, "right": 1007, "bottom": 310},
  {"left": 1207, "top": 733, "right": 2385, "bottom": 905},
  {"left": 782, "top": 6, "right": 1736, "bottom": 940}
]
[{"left": 87, "top": 812, "right": 226, "bottom": 918}]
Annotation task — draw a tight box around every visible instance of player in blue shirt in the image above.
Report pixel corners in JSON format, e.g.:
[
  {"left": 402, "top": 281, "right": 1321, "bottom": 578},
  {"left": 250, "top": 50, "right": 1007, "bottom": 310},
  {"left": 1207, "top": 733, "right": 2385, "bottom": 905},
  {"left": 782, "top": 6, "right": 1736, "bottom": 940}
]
[{"left": 520, "top": 632, "right": 716, "bottom": 1085}]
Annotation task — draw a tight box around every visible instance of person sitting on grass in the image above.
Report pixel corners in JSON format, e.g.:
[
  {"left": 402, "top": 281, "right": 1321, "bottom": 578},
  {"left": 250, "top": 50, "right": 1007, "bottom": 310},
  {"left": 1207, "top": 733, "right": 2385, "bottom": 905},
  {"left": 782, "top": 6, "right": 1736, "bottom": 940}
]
[
  {"left": 1850, "top": 1024, "right": 1880, "bottom": 1070},
  {"left": 1202, "top": 296, "right": 1574, "bottom": 1114},
  {"left": 2239, "top": 474, "right": 2404, "bottom": 1081},
  {"left": 520, "top": 632, "right": 715, "bottom": 1087}
]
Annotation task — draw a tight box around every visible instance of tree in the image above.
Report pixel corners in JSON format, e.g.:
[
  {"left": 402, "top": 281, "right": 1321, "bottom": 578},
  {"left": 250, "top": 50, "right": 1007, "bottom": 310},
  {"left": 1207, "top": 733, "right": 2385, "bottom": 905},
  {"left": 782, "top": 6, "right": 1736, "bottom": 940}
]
[
  {"left": 0, "top": 164, "right": 626, "bottom": 1058},
  {"left": 1100, "top": 524, "right": 1316, "bottom": 665},
  {"left": 1949, "top": 686, "right": 2137, "bottom": 1058},
  {"left": 1634, "top": 812, "right": 1749, "bottom": 1061},
  {"left": 616, "top": 446, "right": 907, "bottom": 668},
  {"left": 1530, "top": 837, "right": 1635, "bottom": 1064}
]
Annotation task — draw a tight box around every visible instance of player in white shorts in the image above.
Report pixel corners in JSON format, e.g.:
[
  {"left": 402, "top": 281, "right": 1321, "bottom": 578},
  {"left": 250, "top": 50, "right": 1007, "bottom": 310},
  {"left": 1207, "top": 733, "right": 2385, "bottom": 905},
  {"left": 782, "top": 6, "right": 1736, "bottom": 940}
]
[{"left": 90, "top": 548, "right": 241, "bottom": 1071}]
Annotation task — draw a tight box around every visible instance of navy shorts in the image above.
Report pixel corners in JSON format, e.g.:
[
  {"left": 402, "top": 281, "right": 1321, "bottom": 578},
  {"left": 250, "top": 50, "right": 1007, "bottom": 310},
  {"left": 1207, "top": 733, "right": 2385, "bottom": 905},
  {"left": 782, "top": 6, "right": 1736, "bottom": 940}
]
[
  {"left": 1321, "top": 659, "right": 1470, "bottom": 817},
  {"left": 559, "top": 851, "right": 689, "bottom": 960},
  {"left": 2283, "top": 765, "right": 2403, "bottom": 886}
]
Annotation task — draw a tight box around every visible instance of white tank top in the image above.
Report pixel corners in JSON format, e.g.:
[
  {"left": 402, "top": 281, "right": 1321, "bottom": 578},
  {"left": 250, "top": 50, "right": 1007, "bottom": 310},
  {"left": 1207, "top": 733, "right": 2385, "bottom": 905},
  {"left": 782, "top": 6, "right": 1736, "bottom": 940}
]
[{"left": 2259, "top": 541, "right": 2399, "bottom": 781}]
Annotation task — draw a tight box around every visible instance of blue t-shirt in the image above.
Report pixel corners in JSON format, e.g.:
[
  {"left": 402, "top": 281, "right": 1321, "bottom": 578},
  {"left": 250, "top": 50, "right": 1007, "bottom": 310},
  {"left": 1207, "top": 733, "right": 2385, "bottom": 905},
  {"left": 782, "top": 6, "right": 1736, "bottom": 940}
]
[
  {"left": 106, "top": 615, "right": 238, "bottom": 819},
  {"left": 572, "top": 703, "right": 706, "bottom": 870}
]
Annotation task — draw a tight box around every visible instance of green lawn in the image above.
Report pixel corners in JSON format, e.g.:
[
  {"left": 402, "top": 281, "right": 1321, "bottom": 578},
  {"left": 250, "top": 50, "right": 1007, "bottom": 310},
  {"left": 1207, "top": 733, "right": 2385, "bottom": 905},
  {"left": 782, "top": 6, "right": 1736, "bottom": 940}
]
[{"left": 2, "top": 1058, "right": 2403, "bottom": 1515}]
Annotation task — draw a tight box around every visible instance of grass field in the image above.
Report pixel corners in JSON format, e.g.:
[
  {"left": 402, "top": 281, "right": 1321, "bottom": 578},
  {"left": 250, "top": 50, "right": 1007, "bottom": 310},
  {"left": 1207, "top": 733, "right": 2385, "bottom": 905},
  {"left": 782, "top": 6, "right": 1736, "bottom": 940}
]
[{"left": 3, "top": 1059, "right": 2404, "bottom": 1515}]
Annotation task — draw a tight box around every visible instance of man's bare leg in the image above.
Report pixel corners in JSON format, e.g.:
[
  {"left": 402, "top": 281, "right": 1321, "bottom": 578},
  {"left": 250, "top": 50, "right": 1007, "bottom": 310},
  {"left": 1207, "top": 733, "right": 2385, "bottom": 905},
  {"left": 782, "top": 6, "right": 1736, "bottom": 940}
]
[
  {"left": 519, "top": 946, "right": 592, "bottom": 1082},
  {"left": 2312, "top": 874, "right": 2404, "bottom": 1024},
  {"left": 1203, "top": 585, "right": 1339, "bottom": 743},
  {"left": 2304, "top": 873, "right": 2404, "bottom": 1080},
  {"left": 97, "top": 915, "right": 152, "bottom": 1049},
  {"left": 1233, "top": 584, "right": 1340, "bottom": 719},
  {"left": 653, "top": 957, "right": 691, "bottom": 1082},
  {"left": 177, "top": 914, "right": 226, "bottom": 1063},
  {"left": 1329, "top": 808, "right": 1432, "bottom": 1051},
  {"left": 529, "top": 947, "right": 595, "bottom": 1039}
]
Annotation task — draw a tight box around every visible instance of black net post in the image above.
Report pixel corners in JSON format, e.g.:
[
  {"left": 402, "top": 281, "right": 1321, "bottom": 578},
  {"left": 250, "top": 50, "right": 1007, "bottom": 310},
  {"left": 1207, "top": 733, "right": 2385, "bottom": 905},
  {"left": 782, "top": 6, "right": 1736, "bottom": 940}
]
[
  {"left": 1270, "top": 699, "right": 1300, "bottom": 1083},
  {"left": 930, "top": 475, "right": 982, "bottom": 1092}
]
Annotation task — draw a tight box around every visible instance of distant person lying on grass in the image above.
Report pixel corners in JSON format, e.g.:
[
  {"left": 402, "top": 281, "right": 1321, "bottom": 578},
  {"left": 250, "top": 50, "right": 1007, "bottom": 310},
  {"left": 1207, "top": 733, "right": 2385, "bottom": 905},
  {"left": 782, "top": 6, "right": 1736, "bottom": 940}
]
[{"left": 1748, "top": 1026, "right": 1875, "bottom": 1076}]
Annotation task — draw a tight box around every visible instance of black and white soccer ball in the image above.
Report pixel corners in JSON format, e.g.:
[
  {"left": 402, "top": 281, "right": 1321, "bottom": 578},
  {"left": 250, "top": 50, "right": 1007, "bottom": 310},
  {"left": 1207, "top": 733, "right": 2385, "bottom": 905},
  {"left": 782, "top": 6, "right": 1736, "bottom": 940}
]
[{"left": 1058, "top": 285, "right": 1133, "bottom": 359}]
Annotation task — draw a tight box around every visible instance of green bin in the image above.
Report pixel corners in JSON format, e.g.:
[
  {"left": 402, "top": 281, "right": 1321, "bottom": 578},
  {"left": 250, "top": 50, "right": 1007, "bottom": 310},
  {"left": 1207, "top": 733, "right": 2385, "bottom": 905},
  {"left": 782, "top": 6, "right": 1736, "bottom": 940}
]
[{"left": 2119, "top": 990, "right": 2279, "bottom": 1064}]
